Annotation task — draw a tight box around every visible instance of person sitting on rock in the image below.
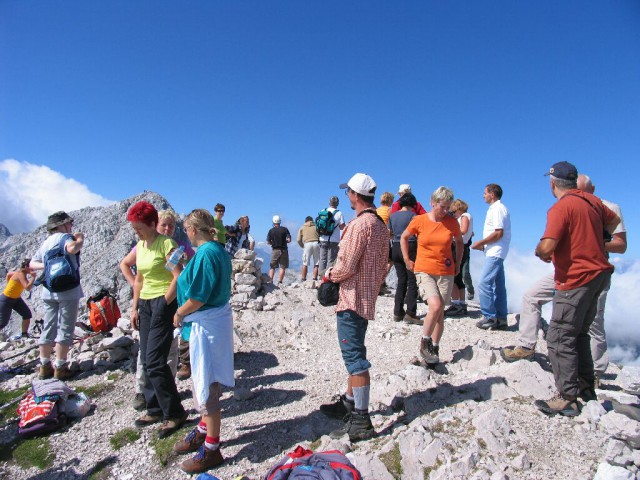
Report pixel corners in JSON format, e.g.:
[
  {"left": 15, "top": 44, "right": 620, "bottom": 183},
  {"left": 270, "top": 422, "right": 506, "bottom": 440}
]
[
  {"left": 1, "top": 259, "right": 36, "bottom": 339},
  {"left": 172, "top": 209, "right": 234, "bottom": 474}
]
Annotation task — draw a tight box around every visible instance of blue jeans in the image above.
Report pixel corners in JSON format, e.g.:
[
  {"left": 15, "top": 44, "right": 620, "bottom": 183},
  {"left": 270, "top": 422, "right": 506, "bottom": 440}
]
[
  {"left": 336, "top": 310, "right": 371, "bottom": 375},
  {"left": 478, "top": 256, "right": 507, "bottom": 319}
]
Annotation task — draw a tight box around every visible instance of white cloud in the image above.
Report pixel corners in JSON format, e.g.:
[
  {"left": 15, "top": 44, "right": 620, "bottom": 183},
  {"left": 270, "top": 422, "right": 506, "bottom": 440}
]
[
  {"left": 0, "top": 159, "right": 114, "bottom": 233},
  {"left": 470, "top": 248, "right": 640, "bottom": 365}
]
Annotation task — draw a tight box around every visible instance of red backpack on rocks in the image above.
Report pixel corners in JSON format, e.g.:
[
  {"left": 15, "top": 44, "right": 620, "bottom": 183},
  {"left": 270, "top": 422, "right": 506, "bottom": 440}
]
[
  {"left": 87, "top": 289, "right": 121, "bottom": 333},
  {"left": 263, "top": 446, "right": 362, "bottom": 480}
]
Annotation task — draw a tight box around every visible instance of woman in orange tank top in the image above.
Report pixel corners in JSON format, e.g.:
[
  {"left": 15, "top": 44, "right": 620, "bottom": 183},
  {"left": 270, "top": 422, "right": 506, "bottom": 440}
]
[{"left": 1, "top": 259, "right": 36, "bottom": 337}]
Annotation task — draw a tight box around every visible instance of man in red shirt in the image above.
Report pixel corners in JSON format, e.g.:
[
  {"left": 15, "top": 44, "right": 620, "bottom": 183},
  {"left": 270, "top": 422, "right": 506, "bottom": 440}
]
[
  {"left": 319, "top": 173, "right": 389, "bottom": 441},
  {"left": 533, "top": 161, "right": 619, "bottom": 417},
  {"left": 390, "top": 184, "right": 427, "bottom": 215}
]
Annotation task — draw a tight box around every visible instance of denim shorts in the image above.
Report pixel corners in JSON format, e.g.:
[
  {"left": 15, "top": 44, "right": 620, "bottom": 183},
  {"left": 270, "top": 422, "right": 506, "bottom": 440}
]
[{"left": 336, "top": 310, "right": 371, "bottom": 375}]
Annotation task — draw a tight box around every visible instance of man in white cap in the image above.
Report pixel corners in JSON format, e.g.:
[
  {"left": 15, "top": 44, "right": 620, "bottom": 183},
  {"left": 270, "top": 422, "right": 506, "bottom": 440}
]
[
  {"left": 319, "top": 173, "right": 389, "bottom": 442},
  {"left": 266, "top": 215, "right": 291, "bottom": 285},
  {"left": 390, "top": 184, "right": 427, "bottom": 215}
]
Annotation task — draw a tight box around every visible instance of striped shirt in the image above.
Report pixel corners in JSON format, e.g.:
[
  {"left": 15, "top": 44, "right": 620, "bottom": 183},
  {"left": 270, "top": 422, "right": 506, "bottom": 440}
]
[{"left": 329, "top": 208, "right": 389, "bottom": 321}]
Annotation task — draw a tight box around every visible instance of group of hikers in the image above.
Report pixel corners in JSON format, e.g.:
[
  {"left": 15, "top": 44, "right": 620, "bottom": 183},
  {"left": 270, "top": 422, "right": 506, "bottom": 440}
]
[{"left": 0, "top": 162, "right": 626, "bottom": 475}]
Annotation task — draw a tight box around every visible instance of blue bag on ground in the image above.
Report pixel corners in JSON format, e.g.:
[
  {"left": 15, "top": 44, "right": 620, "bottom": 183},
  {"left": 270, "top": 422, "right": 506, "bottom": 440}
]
[{"left": 263, "top": 446, "right": 362, "bottom": 480}]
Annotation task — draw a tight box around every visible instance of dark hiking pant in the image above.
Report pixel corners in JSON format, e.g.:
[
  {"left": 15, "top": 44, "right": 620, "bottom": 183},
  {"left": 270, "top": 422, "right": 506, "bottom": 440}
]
[
  {"left": 391, "top": 242, "right": 417, "bottom": 317},
  {"left": 546, "top": 270, "right": 611, "bottom": 398},
  {"left": 138, "top": 296, "right": 184, "bottom": 419}
]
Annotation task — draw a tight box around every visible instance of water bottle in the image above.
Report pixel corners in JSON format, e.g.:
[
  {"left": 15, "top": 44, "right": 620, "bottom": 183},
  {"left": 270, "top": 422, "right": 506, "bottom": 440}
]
[{"left": 165, "top": 245, "right": 185, "bottom": 271}]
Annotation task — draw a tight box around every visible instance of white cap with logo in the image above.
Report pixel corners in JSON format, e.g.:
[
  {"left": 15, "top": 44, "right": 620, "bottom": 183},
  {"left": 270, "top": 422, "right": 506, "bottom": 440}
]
[
  {"left": 339, "top": 173, "right": 377, "bottom": 196},
  {"left": 398, "top": 184, "right": 411, "bottom": 194},
  {"left": 272, "top": 215, "right": 281, "bottom": 224}
]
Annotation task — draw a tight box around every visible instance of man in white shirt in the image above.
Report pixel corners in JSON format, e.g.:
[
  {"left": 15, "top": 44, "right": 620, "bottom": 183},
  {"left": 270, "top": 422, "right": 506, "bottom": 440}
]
[
  {"left": 472, "top": 184, "right": 511, "bottom": 330},
  {"left": 318, "top": 196, "right": 346, "bottom": 275}
]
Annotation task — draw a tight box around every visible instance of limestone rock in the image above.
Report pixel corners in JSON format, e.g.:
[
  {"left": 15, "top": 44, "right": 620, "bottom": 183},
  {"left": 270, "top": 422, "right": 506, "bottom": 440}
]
[
  {"left": 472, "top": 405, "right": 511, "bottom": 453},
  {"left": 593, "top": 462, "right": 634, "bottom": 480},
  {"left": 619, "top": 367, "right": 640, "bottom": 395},
  {"left": 606, "top": 439, "right": 634, "bottom": 467},
  {"left": 600, "top": 411, "right": 640, "bottom": 449}
]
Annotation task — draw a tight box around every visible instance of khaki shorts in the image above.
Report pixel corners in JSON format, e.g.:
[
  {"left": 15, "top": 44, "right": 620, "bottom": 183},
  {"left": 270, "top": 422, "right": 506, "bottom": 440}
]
[
  {"left": 415, "top": 273, "right": 454, "bottom": 306},
  {"left": 270, "top": 249, "right": 289, "bottom": 269}
]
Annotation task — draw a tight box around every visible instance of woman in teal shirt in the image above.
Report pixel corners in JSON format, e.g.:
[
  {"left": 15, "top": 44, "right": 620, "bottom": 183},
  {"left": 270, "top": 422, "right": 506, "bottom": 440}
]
[{"left": 171, "top": 209, "right": 234, "bottom": 475}]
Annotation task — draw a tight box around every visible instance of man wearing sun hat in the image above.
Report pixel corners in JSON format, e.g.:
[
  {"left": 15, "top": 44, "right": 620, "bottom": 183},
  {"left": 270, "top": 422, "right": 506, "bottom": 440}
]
[
  {"left": 30, "top": 211, "right": 85, "bottom": 381},
  {"left": 390, "top": 184, "right": 427, "bottom": 215},
  {"left": 533, "top": 161, "right": 620, "bottom": 417},
  {"left": 319, "top": 173, "right": 389, "bottom": 441}
]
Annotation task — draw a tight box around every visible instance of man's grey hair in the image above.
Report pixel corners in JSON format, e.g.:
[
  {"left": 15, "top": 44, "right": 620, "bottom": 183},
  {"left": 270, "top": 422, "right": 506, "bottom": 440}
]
[
  {"left": 431, "top": 186, "right": 454, "bottom": 204},
  {"left": 551, "top": 175, "right": 577, "bottom": 190},
  {"left": 577, "top": 173, "right": 595, "bottom": 192}
]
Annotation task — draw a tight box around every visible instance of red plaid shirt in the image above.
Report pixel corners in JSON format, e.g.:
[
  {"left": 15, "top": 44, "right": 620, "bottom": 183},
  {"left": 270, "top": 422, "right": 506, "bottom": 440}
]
[{"left": 328, "top": 208, "right": 389, "bottom": 320}]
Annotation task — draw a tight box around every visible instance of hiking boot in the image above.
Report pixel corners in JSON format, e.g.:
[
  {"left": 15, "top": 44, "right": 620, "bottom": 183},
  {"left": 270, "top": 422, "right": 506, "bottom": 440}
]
[
  {"left": 578, "top": 377, "right": 597, "bottom": 402},
  {"left": 174, "top": 427, "right": 206, "bottom": 454},
  {"left": 54, "top": 364, "right": 74, "bottom": 380},
  {"left": 404, "top": 313, "right": 422, "bottom": 325},
  {"left": 157, "top": 411, "right": 189, "bottom": 439},
  {"left": 444, "top": 304, "right": 467, "bottom": 317},
  {"left": 134, "top": 413, "right": 162, "bottom": 427},
  {"left": 132, "top": 393, "right": 146, "bottom": 411},
  {"left": 176, "top": 364, "right": 191, "bottom": 381},
  {"left": 419, "top": 338, "right": 439, "bottom": 365},
  {"left": 476, "top": 317, "right": 496, "bottom": 330},
  {"left": 180, "top": 445, "right": 224, "bottom": 474},
  {"left": 393, "top": 314, "right": 404, "bottom": 322},
  {"left": 493, "top": 317, "right": 508, "bottom": 330},
  {"left": 534, "top": 394, "right": 580, "bottom": 417},
  {"left": 500, "top": 346, "right": 535, "bottom": 363},
  {"left": 329, "top": 412, "right": 376, "bottom": 441},
  {"left": 39, "top": 362, "right": 54, "bottom": 380},
  {"left": 320, "top": 394, "right": 354, "bottom": 420}
]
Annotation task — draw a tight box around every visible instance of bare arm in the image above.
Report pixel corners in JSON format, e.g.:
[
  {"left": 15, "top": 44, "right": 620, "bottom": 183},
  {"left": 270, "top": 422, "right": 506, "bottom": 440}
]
[
  {"left": 119, "top": 249, "right": 137, "bottom": 287},
  {"left": 400, "top": 229, "right": 414, "bottom": 272},
  {"left": 131, "top": 272, "right": 144, "bottom": 330},
  {"left": 164, "top": 263, "right": 182, "bottom": 304},
  {"left": 173, "top": 298, "right": 205, "bottom": 327},
  {"left": 471, "top": 229, "right": 503, "bottom": 251},
  {"left": 65, "top": 232, "right": 84, "bottom": 254},
  {"left": 459, "top": 216, "right": 470, "bottom": 236},
  {"left": 535, "top": 238, "right": 557, "bottom": 263},
  {"left": 606, "top": 232, "right": 627, "bottom": 254}
]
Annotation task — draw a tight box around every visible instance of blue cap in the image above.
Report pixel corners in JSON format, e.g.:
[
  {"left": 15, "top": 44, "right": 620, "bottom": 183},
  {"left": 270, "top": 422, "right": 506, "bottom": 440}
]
[{"left": 545, "top": 161, "right": 578, "bottom": 181}]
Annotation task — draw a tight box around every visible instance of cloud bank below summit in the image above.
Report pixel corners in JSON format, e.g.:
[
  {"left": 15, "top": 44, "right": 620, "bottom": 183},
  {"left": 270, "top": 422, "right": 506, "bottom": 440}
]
[{"left": 0, "top": 159, "right": 114, "bottom": 233}]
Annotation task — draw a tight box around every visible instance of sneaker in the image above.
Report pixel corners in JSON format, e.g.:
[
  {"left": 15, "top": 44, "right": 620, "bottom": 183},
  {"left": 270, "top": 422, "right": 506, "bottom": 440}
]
[
  {"left": 534, "top": 394, "right": 580, "bottom": 417},
  {"left": 476, "top": 317, "right": 496, "bottom": 330},
  {"left": 132, "top": 393, "right": 146, "bottom": 411},
  {"left": 174, "top": 427, "right": 206, "bottom": 454},
  {"left": 54, "top": 364, "right": 75, "bottom": 380},
  {"left": 39, "top": 363, "right": 54, "bottom": 380},
  {"left": 329, "top": 412, "right": 376, "bottom": 441},
  {"left": 157, "top": 411, "right": 189, "bottom": 439},
  {"left": 180, "top": 445, "right": 224, "bottom": 474},
  {"left": 404, "top": 313, "right": 422, "bottom": 325},
  {"left": 419, "top": 338, "right": 439, "bottom": 365},
  {"left": 320, "top": 394, "right": 354, "bottom": 420},
  {"left": 134, "top": 413, "right": 163, "bottom": 428},
  {"left": 176, "top": 364, "right": 191, "bottom": 381},
  {"left": 500, "top": 346, "right": 535, "bottom": 363},
  {"left": 578, "top": 378, "right": 597, "bottom": 402}
]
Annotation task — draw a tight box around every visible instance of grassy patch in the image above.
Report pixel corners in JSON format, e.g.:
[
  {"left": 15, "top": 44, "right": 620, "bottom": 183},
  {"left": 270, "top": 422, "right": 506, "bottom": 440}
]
[
  {"left": 423, "top": 459, "right": 442, "bottom": 479},
  {"left": 0, "top": 387, "right": 27, "bottom": 421},
  {"left": 379, "top": 442, "right": 402, "bottom": 479},
  {"left": 75, "top": 383, "right": 113, "bottom": 399},
  {"left": 106, "top": 372, "right": 122, "bottom": 382},
  {"left": 309, "top": 438, "right": 322, "bottom": 451},
  {"left": 110, "top": 428, "right": 140, "bottom": 450},
  {"left": 151, "top": 425, "right": 191, "bottom": 466},
  {"left": 12, "top": 437, "right": 55, "bottom": 469}
]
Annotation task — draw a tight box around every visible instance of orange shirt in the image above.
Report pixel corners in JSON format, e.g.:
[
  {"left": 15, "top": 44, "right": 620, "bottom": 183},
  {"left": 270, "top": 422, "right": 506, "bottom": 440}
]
[
  {"left": 376, "top": 206, "right": 391, "bottom": 226},
  {"left": 406, "top": 214, "right": 461, "bottom": 275}
]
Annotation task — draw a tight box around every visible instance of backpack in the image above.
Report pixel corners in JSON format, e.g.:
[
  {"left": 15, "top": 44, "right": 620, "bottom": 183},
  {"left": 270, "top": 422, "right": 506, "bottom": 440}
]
[
  {"left": 315, "top": 209, "right": 338, "bottom": 236},
  {"left": 34, "top": 233, "right": 80, "bottom": 292},
  {"left": 87, "top": 289, "right": 121, "bottom": 333},
  {"left": 263, "top": 446, "right": 362, "bottom": 480},
  {"left": 17, "top": 391, "right": 67, "bottom": 438}
]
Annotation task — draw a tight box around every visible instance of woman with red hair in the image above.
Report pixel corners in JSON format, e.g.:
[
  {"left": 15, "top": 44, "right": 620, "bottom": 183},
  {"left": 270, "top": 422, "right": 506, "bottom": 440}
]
[{"left": 127, "top": 201, "right": 187, "bottom": 438}]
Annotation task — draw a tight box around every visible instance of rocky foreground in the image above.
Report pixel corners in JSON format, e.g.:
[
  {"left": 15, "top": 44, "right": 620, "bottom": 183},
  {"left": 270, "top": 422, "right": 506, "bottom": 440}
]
[{"left": 1, "top": 283, "right": 640, "bottom": 480}]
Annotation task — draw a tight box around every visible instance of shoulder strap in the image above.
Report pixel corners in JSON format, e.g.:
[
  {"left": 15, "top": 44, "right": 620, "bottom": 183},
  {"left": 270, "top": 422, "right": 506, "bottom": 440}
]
[{"left": 358, "top": 208, "right": 385, "bottom": 225}]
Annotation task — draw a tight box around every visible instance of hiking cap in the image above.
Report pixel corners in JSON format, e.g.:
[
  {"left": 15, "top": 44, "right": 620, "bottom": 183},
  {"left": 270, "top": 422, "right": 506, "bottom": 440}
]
[
  {"left": 545, "top": 161, "right": 578, "bottom": 181},
  {"left": 339, "top": 173, "right": 377, "bottom": 196},
  {"left": 398, "top": 184, "right": 411, "bottom": 194},
  {"left": 46, "top": 211, "right": 73, "bottom": 231},
  {"left": 272, "top": 215, "right": 281, "bottom": 224}
]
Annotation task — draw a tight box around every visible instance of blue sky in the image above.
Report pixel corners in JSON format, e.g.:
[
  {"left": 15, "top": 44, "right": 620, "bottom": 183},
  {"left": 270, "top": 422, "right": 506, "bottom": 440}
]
[
  {"left": 1, "top": 1, "right": 640, "bottom": 363},
  {"left": 1, "top": 1, "right": 639, "bottom": 257}
]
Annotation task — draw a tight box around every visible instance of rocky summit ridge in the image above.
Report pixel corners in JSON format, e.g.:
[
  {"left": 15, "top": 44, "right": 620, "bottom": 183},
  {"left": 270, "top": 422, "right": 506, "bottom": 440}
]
[{"left": 0, "top": 193, "right": 639, "bottom": 480}]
